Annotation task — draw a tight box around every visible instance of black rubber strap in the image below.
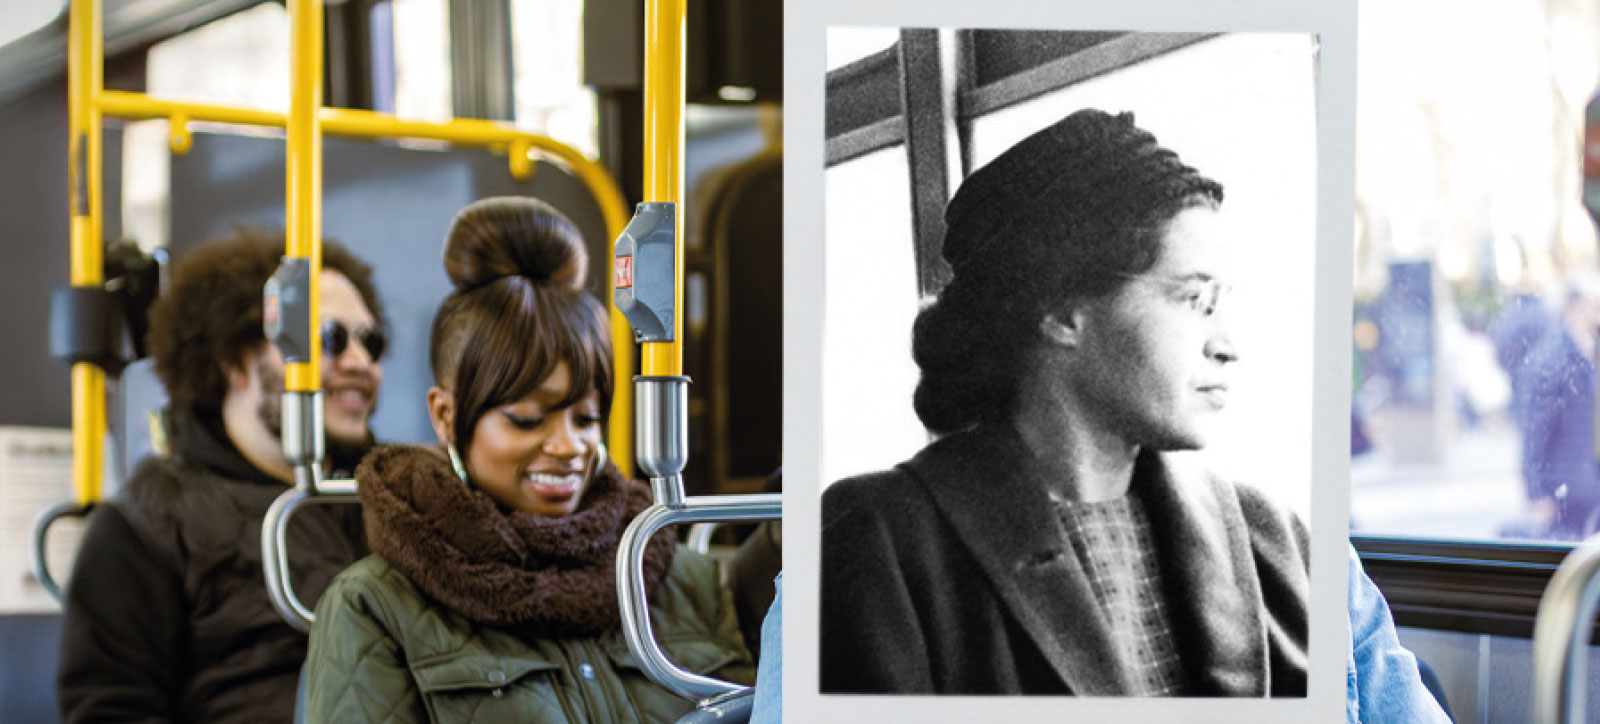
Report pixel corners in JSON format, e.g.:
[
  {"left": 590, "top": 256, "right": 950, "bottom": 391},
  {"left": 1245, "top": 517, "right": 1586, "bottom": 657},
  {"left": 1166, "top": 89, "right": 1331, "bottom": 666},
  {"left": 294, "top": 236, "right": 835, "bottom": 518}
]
[{"left": 50, "top": 286, "right": 127, "bottom": 372}]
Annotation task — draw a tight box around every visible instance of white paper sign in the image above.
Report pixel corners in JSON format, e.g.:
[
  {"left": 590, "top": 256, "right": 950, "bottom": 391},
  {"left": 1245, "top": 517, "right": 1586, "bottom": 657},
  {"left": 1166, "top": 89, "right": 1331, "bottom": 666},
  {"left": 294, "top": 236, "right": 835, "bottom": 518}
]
[{"left": 0, "top": 427, "right": 83, "bottom": 613}]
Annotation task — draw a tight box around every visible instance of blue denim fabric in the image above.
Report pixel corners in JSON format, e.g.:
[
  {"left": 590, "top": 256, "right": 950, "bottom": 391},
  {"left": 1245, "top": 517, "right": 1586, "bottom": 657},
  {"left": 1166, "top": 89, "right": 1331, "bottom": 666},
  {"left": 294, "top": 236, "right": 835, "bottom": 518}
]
[
  {"left": 748, "top": 573, "right": 782, "bottom": 724},
  {"left": 1348, "top": 546, "right": 1451, "bottom": 723}
]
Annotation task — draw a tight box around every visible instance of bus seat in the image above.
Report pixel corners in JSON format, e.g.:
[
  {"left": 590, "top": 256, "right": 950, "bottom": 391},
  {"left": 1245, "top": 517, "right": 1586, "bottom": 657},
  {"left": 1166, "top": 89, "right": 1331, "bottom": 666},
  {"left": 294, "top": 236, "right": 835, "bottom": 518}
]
[
  {"left": 1416, "top": 657, "right": 1454, "bottom": 722},
  {"left": 112, "top": 357, "right": 168, "bottom": 493},
  {"left": 0, "top": 613, "right": 64, "bottom": 724},
  {"left": 683, "top": 150, "right": 782, "bottom": 496}
]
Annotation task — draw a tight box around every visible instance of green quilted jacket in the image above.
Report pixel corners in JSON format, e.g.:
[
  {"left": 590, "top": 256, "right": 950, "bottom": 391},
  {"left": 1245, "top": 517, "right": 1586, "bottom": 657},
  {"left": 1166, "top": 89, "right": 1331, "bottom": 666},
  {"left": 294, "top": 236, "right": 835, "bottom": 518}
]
[{"left": 302, "top": 549, "right": 750, "bottom": 723}]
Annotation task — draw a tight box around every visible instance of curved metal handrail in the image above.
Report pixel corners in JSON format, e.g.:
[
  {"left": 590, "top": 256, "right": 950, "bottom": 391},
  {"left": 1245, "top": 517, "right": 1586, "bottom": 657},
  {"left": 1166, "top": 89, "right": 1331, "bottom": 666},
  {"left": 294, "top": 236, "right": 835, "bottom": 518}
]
[
  {"left": 617, "top": 493, "right": 782, "bottom": 703},
  {"left": 30, "top": 500, "right": 95, "bottom": 604},
  {"left": 1532, "top": 533, "right": 1600, "bottom": 723},
  {"left": 262, "top": 477, "right": 359, "bottom": 633},
  {"left": 673, "top": 689, "right": 754, "bottom": 724}
]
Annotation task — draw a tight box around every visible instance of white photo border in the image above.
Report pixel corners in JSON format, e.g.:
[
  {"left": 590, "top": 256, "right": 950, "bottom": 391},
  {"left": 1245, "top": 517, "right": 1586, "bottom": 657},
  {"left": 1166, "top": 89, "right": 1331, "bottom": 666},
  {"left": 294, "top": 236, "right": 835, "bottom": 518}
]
[{"left": 783, "top": 0, "right": 1357, "bottom": 722}]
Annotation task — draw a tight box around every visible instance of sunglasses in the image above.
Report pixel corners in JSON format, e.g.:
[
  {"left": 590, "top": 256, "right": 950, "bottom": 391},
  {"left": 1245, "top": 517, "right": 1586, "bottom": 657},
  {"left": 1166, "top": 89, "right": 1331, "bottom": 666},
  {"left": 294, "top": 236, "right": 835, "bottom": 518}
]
[{"left": 322, "top": 320, "right": 387, "bottom": 361}]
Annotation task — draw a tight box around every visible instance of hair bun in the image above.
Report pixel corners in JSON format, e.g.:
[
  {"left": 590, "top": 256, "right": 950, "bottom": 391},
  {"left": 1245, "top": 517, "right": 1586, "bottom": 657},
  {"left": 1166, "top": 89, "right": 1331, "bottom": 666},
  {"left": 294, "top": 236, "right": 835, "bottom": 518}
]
[{"left": 442, "top": 196, "right": 587, "bottom": 293}]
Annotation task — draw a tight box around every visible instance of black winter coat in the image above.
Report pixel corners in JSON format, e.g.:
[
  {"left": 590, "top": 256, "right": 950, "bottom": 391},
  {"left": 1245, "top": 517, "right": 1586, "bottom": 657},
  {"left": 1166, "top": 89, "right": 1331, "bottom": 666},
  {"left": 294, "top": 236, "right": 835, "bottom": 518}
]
[
  {"left": 57, "top": 410, "right": 367, "bottom": 723},
  {"left": 821, "top": 424, "right": 1310, "bottom": 696}
]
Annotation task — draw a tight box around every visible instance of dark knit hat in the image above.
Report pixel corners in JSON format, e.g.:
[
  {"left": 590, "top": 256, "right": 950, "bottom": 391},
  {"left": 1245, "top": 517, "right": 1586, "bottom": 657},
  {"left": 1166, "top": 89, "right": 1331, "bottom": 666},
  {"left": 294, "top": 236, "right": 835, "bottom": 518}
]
[
  {"left": 910, "top": 109, "right": 1223, "bottom": 435},
  {"left": 941, "top": 109, "right": 1223, "bottom": 273}
]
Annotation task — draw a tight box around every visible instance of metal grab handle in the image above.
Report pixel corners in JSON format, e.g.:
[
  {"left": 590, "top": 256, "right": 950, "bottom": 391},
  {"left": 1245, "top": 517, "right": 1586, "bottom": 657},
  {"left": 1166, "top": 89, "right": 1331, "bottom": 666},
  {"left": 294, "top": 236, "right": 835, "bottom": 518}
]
[
  {"left": 30, "top": 500, "right": 95, "bottom": 605},
  {"left": 1533, "top": 534, "right": 1600, "bottom": 723},
  {"left": 617, "top": 493, "right": 782, "bottom": 703},
  {"left": 262, "top": 478, "right": 359, "bottom": 633}
]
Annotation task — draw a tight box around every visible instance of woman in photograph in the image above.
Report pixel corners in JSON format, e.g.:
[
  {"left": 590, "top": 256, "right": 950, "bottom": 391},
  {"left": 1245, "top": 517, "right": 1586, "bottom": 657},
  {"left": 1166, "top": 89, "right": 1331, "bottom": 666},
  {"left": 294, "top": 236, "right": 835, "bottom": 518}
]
[
  {"left": 302, "top": 197, "right": 750, "bottom": 722},
  {"left": 820, "top": 108, "right": 1307, "bottom": 697}
]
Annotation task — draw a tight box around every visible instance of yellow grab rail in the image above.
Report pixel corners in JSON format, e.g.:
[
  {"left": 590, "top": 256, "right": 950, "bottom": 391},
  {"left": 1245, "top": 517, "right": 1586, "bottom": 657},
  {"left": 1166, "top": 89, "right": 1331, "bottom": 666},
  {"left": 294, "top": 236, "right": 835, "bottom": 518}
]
[
  {"left": 284, "top": 0, "right": 323, "bottom": 394},
  {"left": 642, "top": 0, "right": 685, "bottom": 376},
  {"left": 93, "top": 91, "right": 636, "bottom": 470},
  {"left": 67, "top": 0, "right": 104, "bottom": 506}
]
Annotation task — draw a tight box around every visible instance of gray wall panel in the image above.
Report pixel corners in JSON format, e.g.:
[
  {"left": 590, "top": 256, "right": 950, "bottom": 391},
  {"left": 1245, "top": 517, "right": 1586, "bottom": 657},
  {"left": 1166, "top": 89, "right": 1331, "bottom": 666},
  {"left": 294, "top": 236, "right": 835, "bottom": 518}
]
[{"left": 0, "top": 82, "right": 122, "bottom": 429}]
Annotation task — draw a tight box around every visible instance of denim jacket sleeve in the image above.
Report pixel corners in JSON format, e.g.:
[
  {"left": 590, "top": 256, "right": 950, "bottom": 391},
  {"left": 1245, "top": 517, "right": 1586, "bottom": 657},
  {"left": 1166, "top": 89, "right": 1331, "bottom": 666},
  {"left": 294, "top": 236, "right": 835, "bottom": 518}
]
[
  {"left": 748, "top": 573, "right": 783, "bottom": 724},
  {"left": 1348, "top": 545, "right": 1451, "bottom": 723}
]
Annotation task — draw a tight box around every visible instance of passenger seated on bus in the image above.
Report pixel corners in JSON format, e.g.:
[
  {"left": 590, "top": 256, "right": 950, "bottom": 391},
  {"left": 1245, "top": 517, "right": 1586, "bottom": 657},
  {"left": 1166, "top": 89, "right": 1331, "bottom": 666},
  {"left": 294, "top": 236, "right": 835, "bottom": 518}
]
[
  {"left": 58, "top": 229, "right": 387, "bottom": 724},
  {"left": 303, "top": 197, "right": 750, "bottom": 723},
  {"left": 821, "top": 108, "right": 1306, "bottom": 697}
]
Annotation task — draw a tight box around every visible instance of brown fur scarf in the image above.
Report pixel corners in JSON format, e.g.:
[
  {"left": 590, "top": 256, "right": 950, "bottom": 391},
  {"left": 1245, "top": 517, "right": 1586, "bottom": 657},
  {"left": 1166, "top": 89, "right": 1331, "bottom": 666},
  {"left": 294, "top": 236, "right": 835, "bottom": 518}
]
[{"left": 356, "top": 444, "right": 676, "bottom": 635}]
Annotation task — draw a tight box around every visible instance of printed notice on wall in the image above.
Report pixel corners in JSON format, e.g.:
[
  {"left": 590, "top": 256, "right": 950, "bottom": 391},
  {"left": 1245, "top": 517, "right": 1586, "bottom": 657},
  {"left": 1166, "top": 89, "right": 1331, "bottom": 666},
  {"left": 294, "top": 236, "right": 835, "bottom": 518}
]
[{"left": 0, "top": 427, "right": 82, "bottom": 612}]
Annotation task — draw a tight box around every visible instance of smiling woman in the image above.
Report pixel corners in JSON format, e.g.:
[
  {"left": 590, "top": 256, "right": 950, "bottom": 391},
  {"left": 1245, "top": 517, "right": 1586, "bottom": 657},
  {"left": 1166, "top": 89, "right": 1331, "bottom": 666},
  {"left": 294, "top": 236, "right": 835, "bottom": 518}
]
[
  {"left": 300, "top": 196, "right": 752, "bottom": 723},
  {"left": 452, "top": 361, "right": 606, "bottom": 517}
]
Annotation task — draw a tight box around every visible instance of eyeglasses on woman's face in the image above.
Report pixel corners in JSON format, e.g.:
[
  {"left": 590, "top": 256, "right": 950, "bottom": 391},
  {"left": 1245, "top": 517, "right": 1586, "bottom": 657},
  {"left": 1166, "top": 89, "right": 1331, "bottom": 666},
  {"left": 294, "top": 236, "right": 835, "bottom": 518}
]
[{"left": 1116, "top": 272, "right": 1233, "bottom": 317}]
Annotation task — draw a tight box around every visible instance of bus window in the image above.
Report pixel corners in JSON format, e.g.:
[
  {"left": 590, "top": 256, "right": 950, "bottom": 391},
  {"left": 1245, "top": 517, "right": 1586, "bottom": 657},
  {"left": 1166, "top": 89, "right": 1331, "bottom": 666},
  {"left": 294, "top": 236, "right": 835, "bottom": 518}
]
[
  {"left": 823, "top": 145, "right": 922, "bottom": 486},
  {"left": 147, "top": 4, "right": 289, "bottom": 110},
  {"left": 387, "top": 0, "right": 452, "bottom": 122},
  {"left": 828, "top": 27, "right": 899, "bottom": 71},
  {"left": 1349, "top": 0, "right": 1600, "bottom": 545},
  {"left": 509, "top": 0, "right": 596, "bottom": 158}
]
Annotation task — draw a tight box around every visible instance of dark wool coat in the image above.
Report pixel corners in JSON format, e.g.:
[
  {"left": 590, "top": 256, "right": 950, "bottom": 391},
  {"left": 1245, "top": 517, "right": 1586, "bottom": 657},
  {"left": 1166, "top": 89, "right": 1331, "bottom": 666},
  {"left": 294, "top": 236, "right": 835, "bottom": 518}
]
[
  {"left": 821, "top": 425, "right": 1310, "bottom": 696},
  {"left": 57, "top": 410, "right": 368, "bottom": 723}
]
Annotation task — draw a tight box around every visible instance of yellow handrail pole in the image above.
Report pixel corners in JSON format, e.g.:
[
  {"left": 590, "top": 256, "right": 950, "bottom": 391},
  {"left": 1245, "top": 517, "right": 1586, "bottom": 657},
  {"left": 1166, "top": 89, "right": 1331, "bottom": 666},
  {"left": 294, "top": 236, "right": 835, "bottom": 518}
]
[
  {"left": 98, "top": 91, "right": 285, "bottom": 127},
  {"left": 318, "top": 108, "right": 635, "bottom": 471},
  {"left": 285, "top": 0, "right": 323, "bottom": 394},
  {"left": 642, "top": 0, "right": 685, "bottom": 377},
  {"left": 315, "top": 108, "right": 635, "bottom": 473},
  {"left": 94, "top": 87, "right": 638, "bottom": 473},
  {"left": 67, "top": 0, "right": 104, "bottom": 506}
]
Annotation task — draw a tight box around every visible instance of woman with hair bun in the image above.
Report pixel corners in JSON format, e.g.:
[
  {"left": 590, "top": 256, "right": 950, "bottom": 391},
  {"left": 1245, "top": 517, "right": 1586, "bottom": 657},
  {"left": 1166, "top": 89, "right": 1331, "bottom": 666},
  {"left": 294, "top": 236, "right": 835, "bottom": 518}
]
[{"left": 303, "top": 197, "right": 750, "bottom": 723}]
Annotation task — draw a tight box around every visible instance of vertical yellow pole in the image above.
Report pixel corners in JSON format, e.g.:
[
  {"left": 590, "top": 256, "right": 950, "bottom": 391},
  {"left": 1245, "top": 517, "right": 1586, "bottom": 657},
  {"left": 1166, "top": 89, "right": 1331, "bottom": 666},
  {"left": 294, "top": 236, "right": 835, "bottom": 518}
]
[
  {"left": 68, "top": 0, "right": 104, "bottom": 505},
  {"left": 642, "top": 0, "right": 685, "bottom": 377},
  {"left": 610, "top": 267, "right": 635, "bottom": 475},
  {"left": 285, "top": 0, "right": 323, "bottom": 392}
]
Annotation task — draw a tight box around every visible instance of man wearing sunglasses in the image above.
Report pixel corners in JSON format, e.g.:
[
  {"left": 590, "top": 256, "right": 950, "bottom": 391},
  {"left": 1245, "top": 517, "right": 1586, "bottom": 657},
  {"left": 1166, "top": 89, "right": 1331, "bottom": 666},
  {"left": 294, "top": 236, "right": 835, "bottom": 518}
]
[
  {"left": 230, "top": 284, "right": 388, "bottom": 483},
  {"left": 59, "top": 228, "right": 388, "bottom": 724}
]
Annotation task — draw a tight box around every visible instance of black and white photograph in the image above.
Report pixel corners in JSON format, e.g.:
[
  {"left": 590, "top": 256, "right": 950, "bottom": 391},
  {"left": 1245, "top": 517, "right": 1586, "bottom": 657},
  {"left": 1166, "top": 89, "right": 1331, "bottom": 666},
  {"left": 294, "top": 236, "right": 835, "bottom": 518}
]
[
  {"left": 785, "top": 2, "right": 1357, "bottom": 719},
  {"left": 819, "top": 26, "right": 1318, "bottom": 698}
]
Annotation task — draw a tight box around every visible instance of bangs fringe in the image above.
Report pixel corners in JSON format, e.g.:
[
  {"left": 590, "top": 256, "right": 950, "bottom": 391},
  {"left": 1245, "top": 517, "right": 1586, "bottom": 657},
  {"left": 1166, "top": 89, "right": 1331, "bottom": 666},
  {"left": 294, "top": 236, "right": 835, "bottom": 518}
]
[{"left": 452, "top": 281, "right": 614, "bottom": 451}]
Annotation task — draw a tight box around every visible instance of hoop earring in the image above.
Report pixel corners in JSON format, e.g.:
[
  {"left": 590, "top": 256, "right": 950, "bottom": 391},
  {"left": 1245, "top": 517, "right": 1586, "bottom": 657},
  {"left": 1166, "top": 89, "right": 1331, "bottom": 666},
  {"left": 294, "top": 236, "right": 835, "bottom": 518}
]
[
  {"left": 588, "top": 442, "right": 608, "bottom": 484},
  {"left": 447, "top": 443, "right": 470, "bottom": 486}
]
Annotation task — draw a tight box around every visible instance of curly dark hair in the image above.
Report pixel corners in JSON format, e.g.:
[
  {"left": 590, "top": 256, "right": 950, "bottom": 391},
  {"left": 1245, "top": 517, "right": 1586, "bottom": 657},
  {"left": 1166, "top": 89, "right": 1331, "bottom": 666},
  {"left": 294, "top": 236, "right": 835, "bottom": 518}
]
[
  {"left": 911, "top": 109, "right": 1223, "bottom": 435},
  {"left": 145, "top": 227, "right": 386, "bottom": 416}
]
